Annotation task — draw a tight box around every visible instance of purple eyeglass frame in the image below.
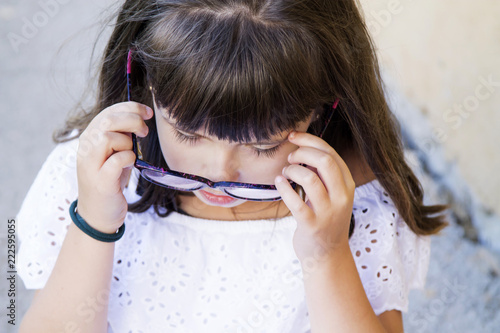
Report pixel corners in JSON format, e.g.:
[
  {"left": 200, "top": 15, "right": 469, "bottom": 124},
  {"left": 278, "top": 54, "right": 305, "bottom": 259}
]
[{"left": 127, "top": 49, "right": 339, "bottom": 201}]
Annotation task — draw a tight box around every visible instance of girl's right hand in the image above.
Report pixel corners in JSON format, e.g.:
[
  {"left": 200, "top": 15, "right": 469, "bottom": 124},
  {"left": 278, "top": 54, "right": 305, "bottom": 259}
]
[{"left": 75, "top": 102, "right": 153, "bottom": 234}]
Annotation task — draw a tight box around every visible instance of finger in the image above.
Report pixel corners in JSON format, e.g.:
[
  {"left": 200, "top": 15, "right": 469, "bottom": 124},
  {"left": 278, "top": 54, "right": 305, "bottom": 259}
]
[
  {"left": 94, "top": 101, "right": 152, "bottom": 137},
  {"left": 97, "top": 150, "right": 137, "bottom": 195},
  {"left": 104, "top": 101, "right": 153, "bottom": 121},
  {"left": 98, "top": 111, "right": 150, "bottom": 138},
  {"left": 282, "top": 164, "right": 330, "bottom": 212},
  {"left": 275, "top": 175, "right": 315, "bottom": 223},
  {"left": 288, "top": 146, "right": 346, "bottom": 196},
  {"left": 79, "top": 132, "right": 134, "bottom": 169},
  {"left": 288, "top": 131, "right": 351, "bottom": 181}
]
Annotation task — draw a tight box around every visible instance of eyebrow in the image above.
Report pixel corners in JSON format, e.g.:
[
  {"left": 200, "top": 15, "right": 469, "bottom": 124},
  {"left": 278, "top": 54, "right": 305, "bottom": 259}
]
[{"left": 161, "top": 113, "right": 289, "bottom": 146}]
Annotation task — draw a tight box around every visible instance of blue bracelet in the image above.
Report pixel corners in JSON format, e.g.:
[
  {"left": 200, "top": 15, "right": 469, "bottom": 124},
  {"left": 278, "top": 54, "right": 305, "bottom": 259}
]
[{"left": 69, "top": 200, "right": 125, "bottom": 243}]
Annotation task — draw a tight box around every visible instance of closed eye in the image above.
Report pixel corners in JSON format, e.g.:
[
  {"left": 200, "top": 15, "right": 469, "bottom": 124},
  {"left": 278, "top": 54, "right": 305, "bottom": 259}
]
[
  {"left": 252, "top": 144, "right": 282, "bottom": 158},
  {"left": 173, "top": 130, "right": 200, "bottom": 145},
  {"left": 173, "top": 127, "right": 284, "bottom": 158}
]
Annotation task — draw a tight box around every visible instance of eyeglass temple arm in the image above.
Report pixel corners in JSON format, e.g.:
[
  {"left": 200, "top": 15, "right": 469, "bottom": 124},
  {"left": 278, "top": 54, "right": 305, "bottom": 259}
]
[
  {"left": 318, "top": 98, "right": 340, "bottom": 138},
  {"left": 127, "top": 48, "right": 140, "bottom": 158}
]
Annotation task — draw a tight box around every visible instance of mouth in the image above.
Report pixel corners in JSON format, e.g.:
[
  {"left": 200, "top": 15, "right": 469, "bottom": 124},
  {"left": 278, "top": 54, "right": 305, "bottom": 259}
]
[{"left": 198, "top": 190, "right": 239, "bottom": 205}]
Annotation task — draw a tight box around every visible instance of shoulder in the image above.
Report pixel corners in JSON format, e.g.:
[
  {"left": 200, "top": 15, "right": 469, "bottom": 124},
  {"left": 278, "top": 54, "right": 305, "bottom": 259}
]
[
  {"left": 351, "top": 179, "right": 405, "bottom": 238},
  {"left": 43, "top": 138, "right": 80, "bottom": 171},
  {"left": 16, "top": 138, "right": 80, "bottom": 289},
  {"left": 349, "top": 179, "right": 431, "bottom": 315},
  {"left": 19, "top": 138, "right": 80, "bottom": 210},
  {"left": 17, "top": 137, "right": 80, "bottom": 217},
  {"left": 16, "top": 136, "right": 147, "bottom": 289},
  {"left": 352, "top": 178, "right": 427, "bottom": 254}
]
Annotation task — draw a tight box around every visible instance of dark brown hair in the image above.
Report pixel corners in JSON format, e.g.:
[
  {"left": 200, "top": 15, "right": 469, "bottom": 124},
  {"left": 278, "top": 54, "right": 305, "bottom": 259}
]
[{"left": 55, "top": 0, "right": 447, "bottom": 235}]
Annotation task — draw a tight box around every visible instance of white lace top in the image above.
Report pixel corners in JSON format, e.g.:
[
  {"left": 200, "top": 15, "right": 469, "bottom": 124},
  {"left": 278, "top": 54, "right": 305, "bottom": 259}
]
[{"left": 17, "top": 138, "right": 430, "bottom": 333}]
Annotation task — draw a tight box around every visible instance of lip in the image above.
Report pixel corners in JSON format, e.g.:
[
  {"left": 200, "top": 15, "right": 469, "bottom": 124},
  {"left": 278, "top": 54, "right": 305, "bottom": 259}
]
[{"left": 199, "top": 190, "right": 238, "bottom": 205}]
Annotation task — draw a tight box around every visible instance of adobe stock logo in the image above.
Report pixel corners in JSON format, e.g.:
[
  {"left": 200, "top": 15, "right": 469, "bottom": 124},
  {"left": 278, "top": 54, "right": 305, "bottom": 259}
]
[
  {"left": 7, "top": 0, "right": 72, "bottom": 53},
  {"left": 442, "top": 75, "right": 500, "bottom": 130}
]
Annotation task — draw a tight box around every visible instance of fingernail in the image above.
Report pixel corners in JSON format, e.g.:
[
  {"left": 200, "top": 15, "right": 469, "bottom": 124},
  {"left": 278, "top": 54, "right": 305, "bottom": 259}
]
[
  {"left": 275, "top": 175, "right": 284, "bottom": 183},
  {"left": 146, "top": 107, "right": 153, "bottom": 116},
  {"left": 282, "top": 166, "right": 287, "bottom": 175},
  {"left": 289, "top": 131, "right": 296, "bottom": 139},
  {"left": 288, "top": 153, "right": 292, "bottom": 162}
]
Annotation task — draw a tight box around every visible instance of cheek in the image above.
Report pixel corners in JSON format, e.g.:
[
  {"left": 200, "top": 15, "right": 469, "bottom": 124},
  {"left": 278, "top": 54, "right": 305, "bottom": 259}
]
[
  {"left": 160, "top": 142, "right": 187, "bottom": 170},
  {"left": 155, "top": 118, "right": 194, "bottom": 170}
]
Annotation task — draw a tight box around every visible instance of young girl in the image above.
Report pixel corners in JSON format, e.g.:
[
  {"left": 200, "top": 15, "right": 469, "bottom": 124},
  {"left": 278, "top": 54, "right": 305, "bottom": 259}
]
[{"left": 18, "top": 0, "right": 447, "bottom": 332}]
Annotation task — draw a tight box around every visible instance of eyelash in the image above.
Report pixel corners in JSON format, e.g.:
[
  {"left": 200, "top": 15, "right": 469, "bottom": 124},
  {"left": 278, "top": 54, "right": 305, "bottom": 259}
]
[
  {"left": 173, "top": 130, "right": 282, "bottom": 158},
  {"left": 253, "top": 145, "right": 281, "bottom": 158},
  {"left": 173, "top": 130, "right": 199, "bottom": 145}
]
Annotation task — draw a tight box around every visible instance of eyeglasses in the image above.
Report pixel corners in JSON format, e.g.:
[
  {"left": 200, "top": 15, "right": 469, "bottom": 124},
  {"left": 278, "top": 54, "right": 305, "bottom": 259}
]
[{"left": 127, "top": 49, "right": 339, "bottom": 201}]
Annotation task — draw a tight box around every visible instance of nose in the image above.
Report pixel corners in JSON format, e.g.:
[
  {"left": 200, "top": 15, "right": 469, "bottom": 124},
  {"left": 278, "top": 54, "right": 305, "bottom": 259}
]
[{"left": 203, "top": 143, "right": 241, "bottom": 183}]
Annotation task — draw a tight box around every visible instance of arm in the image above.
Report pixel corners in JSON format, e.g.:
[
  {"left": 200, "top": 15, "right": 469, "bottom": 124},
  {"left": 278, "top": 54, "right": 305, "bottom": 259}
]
[
  {"left": 378, "top": 310, "right": 404, "bottom": 333},
  {"left": 275, "top": 131, "right": 404, "bottom": 332},
  {"left": 301, "top": 243, "right": 388, "bottom": 332},
  {"left": 302, "top": 150, "right": 404, "bottom": 332},
  {"left": 20, "top": 102, "right": 153, "bottom": 333},
  {"left": 302, "top": 244, "right": 404, "bottom": 332},
  {"left": 19, "top": 224, "right": 115, "bottom": 333}
]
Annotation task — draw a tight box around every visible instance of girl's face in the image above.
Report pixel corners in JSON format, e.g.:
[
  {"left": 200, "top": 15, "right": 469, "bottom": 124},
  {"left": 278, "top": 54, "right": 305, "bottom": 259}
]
[{"left": 153, "top": 101, "right": 312, "bottom": 219}]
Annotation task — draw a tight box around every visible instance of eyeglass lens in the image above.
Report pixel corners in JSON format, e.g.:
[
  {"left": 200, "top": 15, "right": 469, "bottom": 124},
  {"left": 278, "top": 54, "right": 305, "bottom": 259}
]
[{"left": 141, "top": 169, "right": 281, "bottom": 200}]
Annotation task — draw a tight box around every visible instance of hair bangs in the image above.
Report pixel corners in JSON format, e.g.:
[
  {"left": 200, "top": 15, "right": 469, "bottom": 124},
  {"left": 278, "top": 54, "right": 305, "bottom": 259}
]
[{"left": 136, "top": 3, "right": 332, "bottom": 142}]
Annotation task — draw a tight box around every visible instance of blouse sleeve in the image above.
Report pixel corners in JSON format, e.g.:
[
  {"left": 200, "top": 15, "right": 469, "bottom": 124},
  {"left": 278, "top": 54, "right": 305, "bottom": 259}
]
[
  {"left": 349, "top": 180, "right": 431, "bottom": 316},
  {"left": 17, "top": 139, "right": 79, "bottom": 289}
]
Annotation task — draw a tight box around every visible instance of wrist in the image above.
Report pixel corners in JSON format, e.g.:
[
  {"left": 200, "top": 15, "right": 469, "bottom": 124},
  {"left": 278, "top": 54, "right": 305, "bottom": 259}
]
[
  {"left": 70, "top": 200, "right": 125, "bottom": 242},
  {"left": 76, "top": 201, "right": 124, "bottom": 234}
]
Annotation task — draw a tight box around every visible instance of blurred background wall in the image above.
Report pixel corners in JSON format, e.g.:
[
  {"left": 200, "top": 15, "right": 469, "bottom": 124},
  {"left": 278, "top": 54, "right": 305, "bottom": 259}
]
[
  {"left": 1, "top": 1, "right": 116, "bottom": 332},
  {"left": 359, "top": 0, "right": 500, "bottom": 215},
  {"left": 1, "top": 1, "right": 499, "bottom": 332}
]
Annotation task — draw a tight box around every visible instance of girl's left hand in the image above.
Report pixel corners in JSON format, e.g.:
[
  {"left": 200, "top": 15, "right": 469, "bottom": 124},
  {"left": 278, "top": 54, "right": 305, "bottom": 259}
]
[{"left": 275, "top": 131, "right": 355, "bottom": 264}]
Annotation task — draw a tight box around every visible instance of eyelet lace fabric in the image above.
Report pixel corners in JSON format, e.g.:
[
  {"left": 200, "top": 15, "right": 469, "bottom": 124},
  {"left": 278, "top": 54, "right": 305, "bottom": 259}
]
[{"left": 17, "top": 139, "right": 430, "bottom": 332}]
